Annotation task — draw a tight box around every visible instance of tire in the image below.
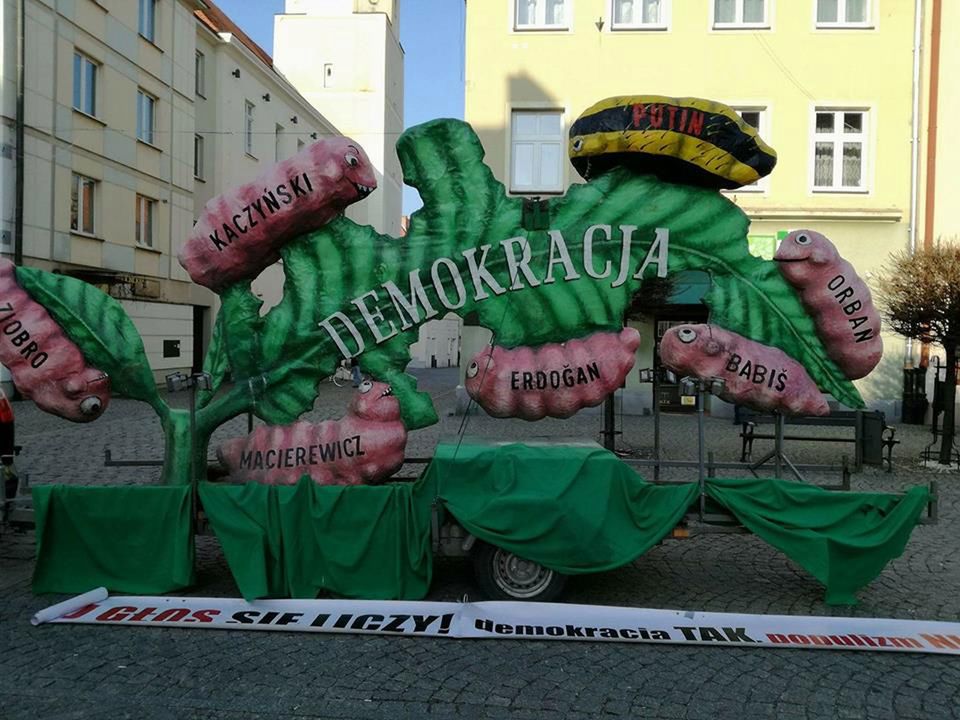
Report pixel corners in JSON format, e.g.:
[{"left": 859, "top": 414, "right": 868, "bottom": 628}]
[{"left": 472, "top": 541, "right": 567, "bottom": 602}]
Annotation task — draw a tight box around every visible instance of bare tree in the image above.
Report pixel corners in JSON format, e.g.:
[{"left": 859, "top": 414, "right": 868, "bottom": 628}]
[{"left": 875, "top": 245, "right": 960, "bottom": 464}]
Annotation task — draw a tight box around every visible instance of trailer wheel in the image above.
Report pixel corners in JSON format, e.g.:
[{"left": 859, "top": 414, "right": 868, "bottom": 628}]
[{"left": 472, "top": 541, "right": 567, "bottom": 602}]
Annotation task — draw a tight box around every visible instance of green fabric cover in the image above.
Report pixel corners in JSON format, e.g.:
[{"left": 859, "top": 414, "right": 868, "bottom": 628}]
[
  {"left": 198, "top": 478, "right": 433, "bottom": 600},
  {"left": 426, "top": 441, "right": 700, "bottom": 574},
  {"left": 706, "top": 476, "right": 930, "bottom": 605},
  {"left": 31, "top": 444, "right": 929, "bottom": 605},
  {"left": 32, "top": 485, "right": 194, "bottom": 594}
]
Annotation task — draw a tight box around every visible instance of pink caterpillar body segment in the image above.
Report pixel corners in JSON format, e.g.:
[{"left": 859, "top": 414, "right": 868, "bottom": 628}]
[
  {"left": 775, "top": 229, "right": 882, "bottom": 380},
  {"left": 179, "top": 137, "right": 377, "bottom": 290},
  {"left": 465, "top": 328, "right": 641, "bottom": 421},
  {"left": 0, "top": 260, "right": 110, "bottom": 422},
  {"left": 217, "top": 381, "right": 407, "bottom": 486},
  {"left": 660, "top": 324, "right": 829, "bottom": 417}
]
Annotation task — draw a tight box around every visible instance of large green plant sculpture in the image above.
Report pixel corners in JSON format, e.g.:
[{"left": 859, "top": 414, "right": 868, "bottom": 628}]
[{"left": 13, "top": 119, "right": 863, "bottom": 485}]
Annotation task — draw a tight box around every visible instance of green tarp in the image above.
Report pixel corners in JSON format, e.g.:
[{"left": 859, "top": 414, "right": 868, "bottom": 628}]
[
  {"left": 197, "top": 479, "right": 433, "bottom": 600},
  {"left": 32, "top": 442, "right": 929, "bottom": 606},
  {"left": 706, "top": 476, "right": 930, "bottom": 605},
  {"left": 425, "top": 441, "right": 700, "bottom": 574},
  {"left": 32, "top": 484, "right": 194, "bottom": 594}
]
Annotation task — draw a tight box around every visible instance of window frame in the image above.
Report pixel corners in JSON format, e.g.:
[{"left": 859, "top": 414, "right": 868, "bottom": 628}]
[
  {"left": 70, "top": 173, "right": 97, "bottom": 236},
  {"left": 610, "top": 0, "right": 670, "bottom": 30},
  {"left": 244, "top": 101, "right": 256, "bottom": 157},
  {"left": 513, "top": 0, "right": 571, "bottom": 31},
  {"left": 195, "top": 50, "right": 206, "bottom": 97},
  {"left": 72, "top": 51, "right": 98, "bottom": 117},
  {"left": 810, "top": 107, "right": 869, "bottom": 194},
  {"left": 194, "top": 134, "right": 205, "bottom": 180},
  {"left": 136, "top": 89, "right": 156, "bottom": 145},
  {"left": 135, "top": 194, "right": 156, "bottom": 249},
  {"left": 274, "top": 124, "right": 284, "bottom": 161},
  {"left": 730, "top": 106, "right": 769, "bottom": 193},
  {"left": 815, "top": 0, "right": 872, "bottom": 28},
  {"left": 138, "top": 0, "right": 157, "bottom": 43},
  {"left": 711, "top": 0, "right": 770, "bottom": 29},
  {"left": 509, "top": 108, "right": 565, "bottom": 195}
]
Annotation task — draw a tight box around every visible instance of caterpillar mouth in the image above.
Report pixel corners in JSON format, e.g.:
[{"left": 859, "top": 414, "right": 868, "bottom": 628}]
[
  {"left": 353, "top": 182, "right": 375, "bottom": 198},
  {"left": 380, "top": 386, "right": 393, "bottom": 398}
]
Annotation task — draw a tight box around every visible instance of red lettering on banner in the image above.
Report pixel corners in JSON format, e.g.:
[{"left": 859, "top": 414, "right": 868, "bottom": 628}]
[
  {"left": 153, "top": 608, "right": 191, "bottom": 623},
  {"left": 61, "top": 603, "right": 99, "bottom": 620},
  {"left": 922, "top": 634, "right": 960, "bottom": 649},
  {"left": 96, "top": 606, "right": 138, "bottom": 622}
]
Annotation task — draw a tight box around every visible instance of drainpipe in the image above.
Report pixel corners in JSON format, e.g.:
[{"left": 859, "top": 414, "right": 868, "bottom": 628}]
[
  {"left": 908, "top": 0, "right": 923, "bottom": 257},
  {"left": 14, "top": 0, "right": 25, "bottom": 266},
  {"left": 904, "top": 0, "right": 924, "bottom": 369},
  {"left": 923, "top": 0, "right": 942, "bottom": 251}
]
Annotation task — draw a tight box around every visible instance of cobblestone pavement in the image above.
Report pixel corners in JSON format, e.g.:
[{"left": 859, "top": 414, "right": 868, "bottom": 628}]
[{"left": 2, "top": 368, "right": 959, "bottom": 719}]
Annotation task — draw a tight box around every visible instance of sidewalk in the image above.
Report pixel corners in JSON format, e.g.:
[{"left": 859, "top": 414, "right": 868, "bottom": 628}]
[{"left": 2, "top": 368, "right": 958, "bottom": 719}]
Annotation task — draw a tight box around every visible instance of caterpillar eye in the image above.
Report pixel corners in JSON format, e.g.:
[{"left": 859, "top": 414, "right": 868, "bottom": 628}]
[
  {"left": 677, "top": 328, "right": 698, "bottom": 344},
  {"left": 795, "top": 233, "right": 811, "bottom": 245},
  {"left": 466, "top": 361, "right": 479, "bottom": 379},
  {"left": 359, "top": 380, "right": 373, "bottom": 394},
  {"left": 345, "top": 153, "right": 359, "bottom": 167},
  {"left": 80, "top": 396, "right": 102, "bottom": 416},
  {"left": 572, "top": 137, "right": 584, "bottom": 153}
]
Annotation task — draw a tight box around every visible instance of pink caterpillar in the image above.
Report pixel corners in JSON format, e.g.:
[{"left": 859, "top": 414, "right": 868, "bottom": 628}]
[
  {"left": 775, "top": 229, "right": 882, "bottom": 380},
  {"left": 217, "top": 381, "right": 406, "bottom": 486},
  {"left": 179, "top": 137, "right": 377, "bottom": 291},
  {"left": 465, "top": 328, "right": 641, "bottom": 421},
  {"left": 660, "top": 324, "right": 829, "bottom": 416},
  {"left": 0, "top": 260, "right": 110, "bottom": 422}
]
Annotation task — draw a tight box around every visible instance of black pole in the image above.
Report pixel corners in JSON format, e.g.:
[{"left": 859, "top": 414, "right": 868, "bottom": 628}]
[
  {"left": 603, "top": 394, "right": 616, "bottom": 451},
  {"left": 14, "top": 0, "right": 25, "bottom": 266}
]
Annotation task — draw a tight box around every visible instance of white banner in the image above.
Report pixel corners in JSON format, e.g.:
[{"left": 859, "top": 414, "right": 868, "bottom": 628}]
[{"left": 32, "top": 590, "right": 960, "bottom": 655}]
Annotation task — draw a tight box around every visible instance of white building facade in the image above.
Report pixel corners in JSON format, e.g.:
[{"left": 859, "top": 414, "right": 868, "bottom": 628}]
[{"left": 273, "top": 0, "right": 404, "bottom": 237}]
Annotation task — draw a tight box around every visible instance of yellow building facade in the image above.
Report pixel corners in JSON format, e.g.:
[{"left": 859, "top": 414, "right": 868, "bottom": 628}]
[{"left": 464, "top": 0, "right": 949, "bottom": 418}]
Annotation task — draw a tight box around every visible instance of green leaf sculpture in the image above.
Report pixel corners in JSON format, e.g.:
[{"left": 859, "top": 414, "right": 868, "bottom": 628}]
[
  {"left": 14, "top": 266, "right": 164, "bottom": 412},
  {"left": 209, "top": 118, "right": 862, "bottom": 431},
  {"left": 6, "top": 116, "right": 864, "bottom": 486}
]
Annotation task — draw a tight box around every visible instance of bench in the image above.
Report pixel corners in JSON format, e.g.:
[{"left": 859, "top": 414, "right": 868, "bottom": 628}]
[{"left": 736, "top": 408, "right": 899, "bottom": 472}]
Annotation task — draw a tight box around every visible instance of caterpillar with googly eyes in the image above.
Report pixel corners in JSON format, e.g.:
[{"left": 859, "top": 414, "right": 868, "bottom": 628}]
[
  {"left": 660, "top": 323, "right": 829, "bottom": 417},
  {"left": 464, "top": 328, "right": 641, "bottom": 421},
  {"left": 217, "top": 381, "right": 407, "bottom": 486},
  {"left": 179, "top": 137, "right": 377, "bottom": 291},
  {"left": 0, "top": 259, "right": 110, "bottom": 422},
  {"left": 775, "top": 230, "right": 882, "bottom": 380}
]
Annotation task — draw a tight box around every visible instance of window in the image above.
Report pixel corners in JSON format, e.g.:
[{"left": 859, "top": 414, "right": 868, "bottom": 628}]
[
  {"left": 139, "top": 0, "right": 156, "bottom": 42},
  {"left": 713, "top": 0, "right": 767, "bottom": 27},
  {"left": 135, "top": 194, "right": 155, "bottom": 248},
  {"left": 733, "top": 107, "right": 768, "bottom": 191},
  {"left": 194, "top": 134, "right": 204, "bottom": 179},
  {"left": 275, "top": 125, "right": 284, "bottom": 161},
  {"left": 323, "top": 63, "right": 335, "bottom": 88},
  {"left": 510, "top": 110, "right": 563, "bottom": 193},
  {"left": 72, "top": 52, "right": 97, "bottom": 116},
  {"left": 244, "top": 101, "right": 255, "bottom": 156},
  {"left": 195, "top": 50, "right": 205, "bottom": 97},
  {"left": 514, "top": 0, "right": 568, "bottom": 29},
  {"left": 817, "top": 0, "right": 869, "bottom": 27},
  {"left": 813, "top": 109, "right": 867, "bottom": 191},
  {"left": 297, "top": 138, "right": 305, "bottom": 153},
  {"left": 611, "top": 0, "right": 668, "bottom": 29},
  {"left": 136, "top": 90, "right": 155, "bottom": 144},
  {"left": 71, "top": 174, "right": 96, "bottom": 235}
]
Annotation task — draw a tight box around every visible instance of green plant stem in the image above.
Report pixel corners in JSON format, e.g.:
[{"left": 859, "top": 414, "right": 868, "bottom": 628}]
[{"left": 160, "top": 408, "right": 210, "bottom": 486}]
